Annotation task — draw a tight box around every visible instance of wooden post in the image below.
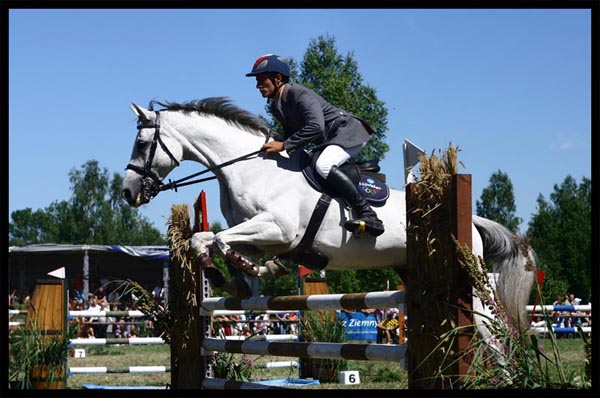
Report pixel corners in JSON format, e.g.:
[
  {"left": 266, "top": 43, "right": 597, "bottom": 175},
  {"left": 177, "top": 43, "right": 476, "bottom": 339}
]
[
  {"left": 404, "top": 182, "right": 419, "bottom": 387},
  {"left": 27, "top": 279, "right": 68, "bottom": 388},
  {"left": 450, "top": 174, "right": 474, "bottom": 386},
  {"left": 169, "top": 205, "right": 203, "bottom": 389},
  {"left": 405, "top": 174, "right": 474, "bottom": 389}
]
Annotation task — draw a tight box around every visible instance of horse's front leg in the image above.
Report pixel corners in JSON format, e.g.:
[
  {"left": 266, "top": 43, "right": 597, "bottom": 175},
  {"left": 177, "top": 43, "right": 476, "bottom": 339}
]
[
  {"left": 189, "top": 231, "right": 228, "bottom": 288},
  {"left": 213, "top": 211, "right": 296, "bottom": 278}
]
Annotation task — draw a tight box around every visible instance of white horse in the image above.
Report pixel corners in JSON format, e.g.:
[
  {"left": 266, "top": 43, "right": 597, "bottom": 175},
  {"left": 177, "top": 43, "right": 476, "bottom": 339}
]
[{"left": 121, "top": 98, "right": 536, "bottom": 340}]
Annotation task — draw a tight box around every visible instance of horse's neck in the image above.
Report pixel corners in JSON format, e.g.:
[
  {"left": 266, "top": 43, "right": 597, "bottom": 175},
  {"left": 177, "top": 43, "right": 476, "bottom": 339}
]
[{"left": 174, "top": 112, "right": 268, "bottom": 179}]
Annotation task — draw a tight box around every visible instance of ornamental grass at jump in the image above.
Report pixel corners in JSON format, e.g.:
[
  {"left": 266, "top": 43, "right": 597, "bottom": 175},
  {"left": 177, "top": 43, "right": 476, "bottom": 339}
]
[
  {"left": 167, "top": 204, "right": 204, "bottom": 389},
  {"left": 405, "top": 144, "right": 474, "bottom": 388}
]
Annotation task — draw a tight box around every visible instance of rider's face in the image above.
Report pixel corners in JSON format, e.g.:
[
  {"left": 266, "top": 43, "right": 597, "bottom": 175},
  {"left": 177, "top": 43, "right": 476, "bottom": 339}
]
[{"left": 255, "top": 73, "right": 278, "bottom": 98}]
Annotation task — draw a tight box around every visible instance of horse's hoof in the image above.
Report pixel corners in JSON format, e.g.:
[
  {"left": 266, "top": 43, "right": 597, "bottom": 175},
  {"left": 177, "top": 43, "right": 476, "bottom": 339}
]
[
  {"left": 264, "top": 259, "right": 291, "bottom": 276},
  {"left": 198, "top": 254, "right": 226, "bottom": 287},
  {"left": 222, "top": 278, "right": 252, "bottom": 299},
  {"left": 225, "top": 249, "right": 260, "bottom": 277},
  {"left": 203, "top": 267, "right": 226, "bottom": 288}
]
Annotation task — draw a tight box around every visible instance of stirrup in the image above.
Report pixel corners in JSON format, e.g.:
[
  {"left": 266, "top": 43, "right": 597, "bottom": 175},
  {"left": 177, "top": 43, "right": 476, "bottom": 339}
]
[{"left": 344, "top": 218, "right": 385, "bottom": 237}]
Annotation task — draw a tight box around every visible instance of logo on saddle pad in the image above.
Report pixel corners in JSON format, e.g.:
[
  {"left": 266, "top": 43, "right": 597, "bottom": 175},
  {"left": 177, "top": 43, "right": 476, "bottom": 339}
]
[{"left": 360, "top": 178, "right": 383, "bottom": 196}]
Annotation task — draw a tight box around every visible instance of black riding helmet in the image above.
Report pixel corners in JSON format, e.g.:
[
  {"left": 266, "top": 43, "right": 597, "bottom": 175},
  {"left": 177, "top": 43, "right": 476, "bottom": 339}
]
[
  {"left": 246, "top": 54, "right": 290, "bottom": 77},
  {"left": 246, "top": 54, "right": 290, "bottom": 99}
]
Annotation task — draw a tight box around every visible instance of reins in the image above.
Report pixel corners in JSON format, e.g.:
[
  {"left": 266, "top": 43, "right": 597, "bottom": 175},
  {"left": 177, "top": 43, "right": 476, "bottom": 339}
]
[
  {"left": 159, "top": 148, "right": 264, "bottom": 193},
  {"left": 127, "top": 107, "right": 272, "bottom": 198}
]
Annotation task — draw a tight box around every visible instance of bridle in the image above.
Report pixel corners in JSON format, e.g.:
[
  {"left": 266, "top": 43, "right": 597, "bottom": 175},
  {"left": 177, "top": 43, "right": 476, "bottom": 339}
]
[
  {"left": 126, "top": 111, "right": 182, "bottom": 201},
  {"left": 126, "top": 109, "right": 268, "bottom": 202}
]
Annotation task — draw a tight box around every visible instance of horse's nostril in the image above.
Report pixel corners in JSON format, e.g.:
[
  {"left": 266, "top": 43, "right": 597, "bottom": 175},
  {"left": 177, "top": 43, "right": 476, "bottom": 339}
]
[{"left": 122, "top": 189, "right": 132, "bottom": 203}]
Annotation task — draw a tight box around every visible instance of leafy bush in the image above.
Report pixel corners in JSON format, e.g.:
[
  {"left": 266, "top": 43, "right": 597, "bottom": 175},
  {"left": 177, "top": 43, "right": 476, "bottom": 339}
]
[
  {"left": 300, "top": 310, "right": 348, "bottom": 383},
  {"left": 9, "top": 318, "right": 75, "bottom": 389},
  {"left": 212, "top": 352, "right": 253, "bottom": 381}
]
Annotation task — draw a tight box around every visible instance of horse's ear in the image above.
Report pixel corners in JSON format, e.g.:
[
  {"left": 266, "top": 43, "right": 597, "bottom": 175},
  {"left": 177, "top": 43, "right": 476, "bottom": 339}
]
[{"left": 130, "top": 102, "right": 154, "bottom": 123}]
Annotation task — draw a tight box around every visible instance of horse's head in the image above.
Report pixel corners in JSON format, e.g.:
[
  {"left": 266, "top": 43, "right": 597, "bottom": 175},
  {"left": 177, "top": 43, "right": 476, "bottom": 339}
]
[{"left": 122, "top": 103, "right": 183, "bottom": 207}]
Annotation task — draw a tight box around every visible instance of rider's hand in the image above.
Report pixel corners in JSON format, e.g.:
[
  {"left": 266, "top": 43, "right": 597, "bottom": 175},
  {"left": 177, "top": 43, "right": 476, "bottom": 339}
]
[{"left": 261, "top": 141, "right": 285, "bottom": 155}]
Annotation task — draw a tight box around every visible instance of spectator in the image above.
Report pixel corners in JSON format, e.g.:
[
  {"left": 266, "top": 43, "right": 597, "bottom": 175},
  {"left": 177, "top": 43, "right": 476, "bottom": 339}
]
[
  {"left": 114, "top": 323, "right": 123, "bottom": 338},
  {"left": 571, "top": 309, "right": 585, "bottom": 327},
  {"left": 95, "top": 286, "right": 106, "bottom": 301},
  {"left": 287, "top": 311, "right": 299, "bottom": 335},
  {"left": 232, "top": 312, "right": 248, "bottom": 336},
  {"left": 217, "top": 314, "right": 232, "bottom": 337},
  {"left": 377, "top": 310, "right": 399, "bottom": 344},
  {"left": 569, "top": 293, "right": 582, "bottom": 307},
  {"left": 551, "top": 295, "right": 566, "bottom": 326},
  {"left": 128, "top": 325, "right": 138, "bottom": 338},
  {"left": 582, "top": 311, "right": 592, "bottom": 327},
  {"left": 81, "top": 322, "right": 95, "bottom": 338},
  {"left": 87, "top": 296, "right": 102, "bottom": 337},
  {"left": 229, "top": 314, "right": 240, "bottom": 336},
  {"left": 531, "top": 315, "right": 545, "bottom": 328},
  {"left": 273, "top": 312, "right": 287, "bottom": 335},
  {"left": 253, "top": 313, "right": 270, "bottom": 335},
  {"left": 105, "top": 302, "right": 118, "bottom": 336},
  {"left": 95, "top": 299, "right": 110, "bottom": 338},
  {"left": 75, "top": 289, "right": 85, "bottom": 303},
  {"left": 117, "top": 318, "right": 129, "bottom": 338},
  {"left": 152, "top": 280, "right": 165, "bottom": 301},
  {"left": 552, "top": 295, "right": 563, "bottom": 306},
  {"left": 374, "top": 307, "right": 385, "bottom": 343},
  {"left": 69, "top": 296, "right": 78, "bottom": 311}
]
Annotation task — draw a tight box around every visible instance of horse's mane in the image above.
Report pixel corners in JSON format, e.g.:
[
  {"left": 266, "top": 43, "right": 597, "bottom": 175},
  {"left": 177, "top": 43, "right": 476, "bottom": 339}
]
[{"left": 149, "top": 97, "right": 270, "bottom": 137}]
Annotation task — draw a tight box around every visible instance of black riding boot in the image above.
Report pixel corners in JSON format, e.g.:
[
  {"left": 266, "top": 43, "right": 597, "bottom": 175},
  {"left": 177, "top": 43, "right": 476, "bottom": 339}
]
[{"left": 327, "top": 165, "right": 385, "bottom": 236}]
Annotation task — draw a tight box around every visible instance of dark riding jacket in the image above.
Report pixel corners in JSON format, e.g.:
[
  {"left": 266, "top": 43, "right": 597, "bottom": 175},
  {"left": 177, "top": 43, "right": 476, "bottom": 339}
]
[{"left": 269, "top": 83, "right": 372, "bottom": 154}]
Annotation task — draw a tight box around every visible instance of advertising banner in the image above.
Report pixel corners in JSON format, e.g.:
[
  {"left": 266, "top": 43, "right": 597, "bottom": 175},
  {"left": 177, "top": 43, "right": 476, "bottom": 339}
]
[{"left": 337, "top": 310, "right": 377, "bottom": 341}]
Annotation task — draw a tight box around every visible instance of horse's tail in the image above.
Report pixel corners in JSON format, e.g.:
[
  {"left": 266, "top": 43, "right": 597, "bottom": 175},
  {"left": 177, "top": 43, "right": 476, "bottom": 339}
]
[{"left": 473, "top": 215, "right": 537, "bottom": 331}]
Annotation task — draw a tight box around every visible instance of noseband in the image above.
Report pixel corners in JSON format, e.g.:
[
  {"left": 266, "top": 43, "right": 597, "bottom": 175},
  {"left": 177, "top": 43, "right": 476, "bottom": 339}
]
[{"left": 126, "top": 111, "right": 181, "bottom": 200}]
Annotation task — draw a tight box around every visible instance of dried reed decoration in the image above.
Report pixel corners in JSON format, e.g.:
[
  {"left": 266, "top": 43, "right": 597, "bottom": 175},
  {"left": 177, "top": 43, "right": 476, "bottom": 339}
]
[
  {"left": 405, "top": 143, "right": 472, "bottom": 388},
  {"left": 167, "top": 204, "right": 203, "bottom": 388}
]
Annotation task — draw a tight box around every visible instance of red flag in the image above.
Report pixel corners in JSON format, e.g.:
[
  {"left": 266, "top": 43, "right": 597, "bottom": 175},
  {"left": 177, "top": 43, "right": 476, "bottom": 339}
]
[
  {"left": 536, "top": 270, "right": 545, "bottom": 286},
  {"left": 530, "top": 270, "right": 546, "bottom": 325},
  {"left": 298, "top": 265, "right": 314, "bottom": 277}
]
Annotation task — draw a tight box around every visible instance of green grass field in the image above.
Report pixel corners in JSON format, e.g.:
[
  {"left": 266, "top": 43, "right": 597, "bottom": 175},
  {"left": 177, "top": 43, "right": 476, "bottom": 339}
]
[{"left": 65, "top": 337, "right": 589, "bottom": 389}]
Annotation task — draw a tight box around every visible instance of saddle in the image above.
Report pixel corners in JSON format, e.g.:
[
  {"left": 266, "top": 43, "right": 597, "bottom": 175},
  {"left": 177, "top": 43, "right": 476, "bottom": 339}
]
[
  {"left": 279, "top": 150, "right": 390, "bottom": 271},
  {"left": 300, "top": 150, "right": 390, "bottom": 207}
]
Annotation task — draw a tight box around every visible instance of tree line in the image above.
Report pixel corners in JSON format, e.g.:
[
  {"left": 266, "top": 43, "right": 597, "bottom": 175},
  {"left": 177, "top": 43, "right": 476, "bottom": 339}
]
[{"left": 9, "top": 35, "right": 591, "bottom": 307}]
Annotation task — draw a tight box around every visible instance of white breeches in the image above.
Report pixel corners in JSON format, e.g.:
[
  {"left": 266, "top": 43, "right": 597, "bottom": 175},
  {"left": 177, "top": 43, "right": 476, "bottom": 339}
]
[{"left": 315, "top": 143, "right": 366, "bottom": 178}]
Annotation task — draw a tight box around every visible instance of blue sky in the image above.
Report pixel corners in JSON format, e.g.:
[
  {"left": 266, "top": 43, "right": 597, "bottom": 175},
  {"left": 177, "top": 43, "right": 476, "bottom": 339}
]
[{"left": 8, "top": 8, "right": 592, "bottom": 237}]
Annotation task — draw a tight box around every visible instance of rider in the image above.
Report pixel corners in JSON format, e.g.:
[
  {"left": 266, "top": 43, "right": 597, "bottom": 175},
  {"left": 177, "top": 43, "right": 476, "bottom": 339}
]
[{"left": 246, "top": 54, "right": 384, "bottom": 237}]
